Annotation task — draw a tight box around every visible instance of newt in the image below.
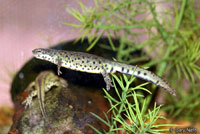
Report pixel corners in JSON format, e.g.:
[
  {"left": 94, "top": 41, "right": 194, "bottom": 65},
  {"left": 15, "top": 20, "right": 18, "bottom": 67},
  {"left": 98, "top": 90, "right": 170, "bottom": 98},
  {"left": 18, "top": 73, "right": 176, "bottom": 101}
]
[
  {"left": 22, "top": 71, "right": 68, "bottom": 124},
  {"left": 31, "top": 48, "right": 176, "bottom": 96}
]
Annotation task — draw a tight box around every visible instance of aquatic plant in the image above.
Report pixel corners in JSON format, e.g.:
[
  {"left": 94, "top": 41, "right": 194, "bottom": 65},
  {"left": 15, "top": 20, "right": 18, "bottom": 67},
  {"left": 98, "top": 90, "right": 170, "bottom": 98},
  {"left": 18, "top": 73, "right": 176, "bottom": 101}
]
[{"left": 89, "top": 74, "right": 177, "bottom": 133}]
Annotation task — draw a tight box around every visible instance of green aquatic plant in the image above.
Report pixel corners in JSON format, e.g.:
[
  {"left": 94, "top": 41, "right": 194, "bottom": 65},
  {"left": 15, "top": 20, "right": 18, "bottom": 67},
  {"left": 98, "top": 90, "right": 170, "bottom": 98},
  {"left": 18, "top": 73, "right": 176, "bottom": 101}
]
[
  {"left": 89, "top": 74, "right": 177, "bottom": 134},
  {"left": 64, "top": 0, "right": 200, "bottom": 122}
]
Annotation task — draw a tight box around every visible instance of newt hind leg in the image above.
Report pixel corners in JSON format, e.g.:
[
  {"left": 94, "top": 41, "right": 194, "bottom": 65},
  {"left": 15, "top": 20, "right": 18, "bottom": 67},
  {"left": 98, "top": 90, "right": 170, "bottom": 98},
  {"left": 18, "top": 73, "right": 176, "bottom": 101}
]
[{"left": 101, "top": 71, "right": 114, "bottom": 91}]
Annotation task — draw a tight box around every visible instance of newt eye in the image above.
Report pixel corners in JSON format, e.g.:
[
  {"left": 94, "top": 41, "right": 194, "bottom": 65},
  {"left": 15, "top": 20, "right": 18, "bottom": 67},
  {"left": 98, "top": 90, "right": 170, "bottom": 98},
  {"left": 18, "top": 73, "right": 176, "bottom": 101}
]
[{"left": 32, "top": 48, "right": 42, "bottom": 54}]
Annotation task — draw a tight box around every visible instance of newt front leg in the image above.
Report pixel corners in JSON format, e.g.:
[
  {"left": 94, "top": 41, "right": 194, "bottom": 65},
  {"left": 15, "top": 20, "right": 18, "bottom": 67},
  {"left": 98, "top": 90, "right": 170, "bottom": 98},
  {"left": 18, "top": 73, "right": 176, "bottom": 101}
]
[{"left": 57, "top": 58, "right": 62, "bottom": 75}]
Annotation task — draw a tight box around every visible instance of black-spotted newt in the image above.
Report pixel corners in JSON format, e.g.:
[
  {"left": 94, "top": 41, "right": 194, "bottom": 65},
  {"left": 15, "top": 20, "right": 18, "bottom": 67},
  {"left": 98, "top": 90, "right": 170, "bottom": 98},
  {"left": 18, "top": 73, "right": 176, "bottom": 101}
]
[{"left": 31, "top": 48, "right": 176, "bottom": 96}]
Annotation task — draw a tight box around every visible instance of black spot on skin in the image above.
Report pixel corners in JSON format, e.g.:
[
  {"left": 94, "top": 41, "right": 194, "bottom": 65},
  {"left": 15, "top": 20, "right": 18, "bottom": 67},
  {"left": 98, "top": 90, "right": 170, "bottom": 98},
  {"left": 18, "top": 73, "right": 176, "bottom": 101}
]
[
  {"left": 84, "top": 65, "right": 87, "bottom": 67},
  {"left": 80, "top": 65, "right": 82, "bottom": 67},
  {"left": 87, "top": 60, "right": 90, "bottom": 63},
  {"left": 110, "top": 67, "right": 114, "bottom": 73},
  {"left": 105, "top": 64, "right": 107, "bottom": 67},
  {"left": 48, "top": 58, "right": 50, "bottom": 60},
  {"left": 93, "top": 61, "right": 95, "bottom": 64},
  {"left": 97, "top": 68, "right": 100, "bottom": 70},
  {"left": 144, "top": 73, "right": 147, "bottom": 75},
  {"left": 82, "top": 56, "right": 85, "bottom": 59},
  {"left": 65, "top": 63, "right": 67, "bottom": 65},
  {"left": 89, "top": 65, "right": 92, "bottom": 68},
  {"left": 138, "top": 71, "right": 141, "bottom": 74},
  {"left": 156, "top": 80, "right": 159, "bottom": 84},
  {"left": 82, "top": 68, "right": 84, "bottom": 70},
  {"left": 82, "top": 61, "right": 84, "bottom": 63},
  {"left": 121, "top": 67, "right": 124, "bottom": 72},
  {"left": 72, "top": 60, "right": 74, "bottom": 62},
  {"left": 127, "top": 69, "right": 129, "bottom": 74},
  {"left": 99, "top": 61, "right": 101, "bottom": 64},
  {"left": 76, "top": 66, "right": 78, "bottom": 68},
  {"left": 78, "top": 57, "right": 80, "bottom": 60}
]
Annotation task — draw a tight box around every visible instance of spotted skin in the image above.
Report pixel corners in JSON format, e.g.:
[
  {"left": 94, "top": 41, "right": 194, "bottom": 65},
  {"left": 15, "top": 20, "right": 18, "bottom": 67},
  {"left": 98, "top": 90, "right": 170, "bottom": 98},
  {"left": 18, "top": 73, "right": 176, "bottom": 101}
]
[{"left": 32, "top": 48, "right": 176, "bottom": 96}]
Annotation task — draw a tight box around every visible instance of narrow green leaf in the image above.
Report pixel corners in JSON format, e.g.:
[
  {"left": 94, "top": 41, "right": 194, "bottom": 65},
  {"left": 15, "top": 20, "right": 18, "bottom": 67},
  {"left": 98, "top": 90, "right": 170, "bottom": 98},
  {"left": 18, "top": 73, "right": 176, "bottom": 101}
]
[{"left": 90, "top": 112, "right": 111, "bottom": 127}]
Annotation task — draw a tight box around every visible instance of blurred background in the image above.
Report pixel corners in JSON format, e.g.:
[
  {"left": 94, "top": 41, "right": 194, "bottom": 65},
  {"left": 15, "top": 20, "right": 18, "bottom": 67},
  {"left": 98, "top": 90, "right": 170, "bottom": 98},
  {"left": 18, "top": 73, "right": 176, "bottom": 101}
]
[{"left": 1, "top": 0, "right": 200, "bottom": 133}]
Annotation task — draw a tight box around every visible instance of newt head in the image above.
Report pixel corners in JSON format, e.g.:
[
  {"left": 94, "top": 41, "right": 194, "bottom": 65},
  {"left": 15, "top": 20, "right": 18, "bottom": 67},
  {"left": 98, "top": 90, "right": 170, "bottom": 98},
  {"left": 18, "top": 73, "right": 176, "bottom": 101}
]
[{"left": 32, "top": 48, "right": 56, "bottom": 62}]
